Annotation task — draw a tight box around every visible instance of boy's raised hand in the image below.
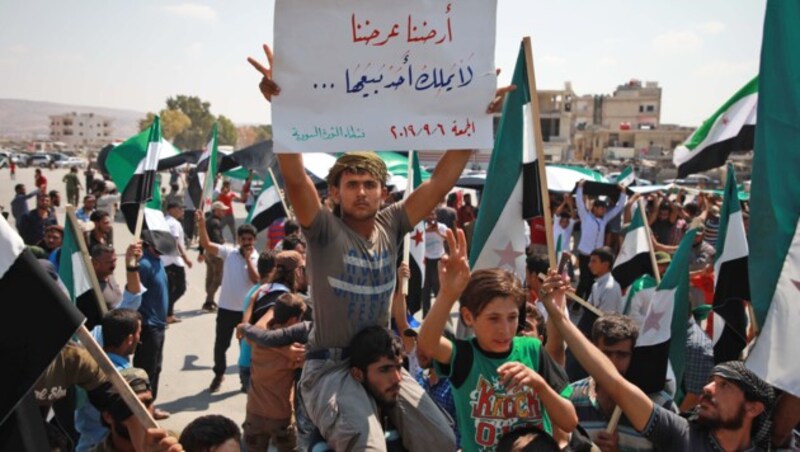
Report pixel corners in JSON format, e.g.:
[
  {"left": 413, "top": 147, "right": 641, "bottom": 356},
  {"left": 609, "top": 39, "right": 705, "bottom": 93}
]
[
  {"left": 497, "top": 361, "right": 546, "bottom": 393},
  {"left": 437, "top": 228, "right": 470, "bottom": 299}
]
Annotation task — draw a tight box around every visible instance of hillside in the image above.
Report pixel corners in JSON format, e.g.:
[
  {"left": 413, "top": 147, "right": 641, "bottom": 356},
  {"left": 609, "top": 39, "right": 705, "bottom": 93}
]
[{"left": 0, "top": 98, "right": 143, "bottom": 140}]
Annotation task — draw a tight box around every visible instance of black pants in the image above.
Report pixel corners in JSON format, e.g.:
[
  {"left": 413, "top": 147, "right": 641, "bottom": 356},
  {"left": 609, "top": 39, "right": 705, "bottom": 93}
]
[
  {"left": 134, "top": 325, "right": 166, "bottom": 399},
  {"left": 183, "top": 209, "right": 196, "bottom": 242},
  {"left": 577, "top": 253, "right": 595, "bottom": 300},
  {"left": 213, "top": 308, "right": 243, "bottom": 377},
  {"left": 166, "top": 264, "right": 186, "bottom": 316},
  {"left": 421, "top": 257, "right": 441, "bottom": 317}
]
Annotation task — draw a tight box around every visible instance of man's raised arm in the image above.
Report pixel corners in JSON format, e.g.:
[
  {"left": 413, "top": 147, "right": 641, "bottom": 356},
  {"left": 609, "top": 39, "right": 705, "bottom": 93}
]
[
  {"left": 538, "top": 271, "right": 655, "bottom": 432},
  {"left": 248, "top": 44, "right": 320, "bottom": 228},
  {"left": 405, "top": 150, "right": 471, "bottom": 226}
]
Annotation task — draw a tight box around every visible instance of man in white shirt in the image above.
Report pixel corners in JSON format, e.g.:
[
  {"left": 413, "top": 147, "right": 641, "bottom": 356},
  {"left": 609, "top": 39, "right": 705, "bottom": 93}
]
[
  {"left": 197, "top": 212, "right": 260, "bottom": 393},
  {"left": 575, "top": 180, "right": 627, "bottom": 299},
  {"left": 163, "top": 201, "right": 193, "bottom": 324},
  {"left": 422, "top": 210, "right": 448, "bottom": 316}
]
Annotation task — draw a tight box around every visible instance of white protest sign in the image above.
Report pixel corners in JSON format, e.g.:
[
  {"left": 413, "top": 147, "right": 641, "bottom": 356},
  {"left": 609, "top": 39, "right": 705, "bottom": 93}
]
[{"left": 272, "top": 0, "right": 497, "bottom": 153}]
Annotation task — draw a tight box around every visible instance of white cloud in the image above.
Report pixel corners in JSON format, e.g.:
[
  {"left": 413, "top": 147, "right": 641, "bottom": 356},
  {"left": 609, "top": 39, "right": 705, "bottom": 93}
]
[
  {"left": 185, "top": 42, "right": 204, "bottom": 58},
  {"left": 652, "top": 30, "right": 702, "bottom": 53},
  {"left": 596, "top": 56, "right": 618, "bottom": 68},
  {"left": 697, "top": 21, "right": 726, "bottom": 34},
  {"left": 162, "top": 3, "right": 217, "bottom": 22}
]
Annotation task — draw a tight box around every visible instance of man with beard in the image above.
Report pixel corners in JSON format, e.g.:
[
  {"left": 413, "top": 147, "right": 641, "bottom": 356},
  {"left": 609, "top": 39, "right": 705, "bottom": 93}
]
[
  {"left": 197, "top": 216, "right": 260, "bottom": 393},
  {"left": 537, "top": 271, "right": 776, "bottom": 451},
  {"left": 19, "top": 191, "right": 57, "bottom": 246},
  {"left": 93, "top": 368, "right": 160, "bottom": 452},
  {"left": 347, "top": 326, "right": 409, "bottom": 450}
]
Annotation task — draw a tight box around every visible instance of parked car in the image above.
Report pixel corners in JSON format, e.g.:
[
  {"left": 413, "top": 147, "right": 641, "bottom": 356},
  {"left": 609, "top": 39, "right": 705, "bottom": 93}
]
[
  {"left": 662, "top": 174, "right": 720, "bottom": 188},
  {"left": 51, "top": 153, "right": 86, "bottom": 169},
  {"left": 26, "top": 154, "right": 52, "bottom": 168}
]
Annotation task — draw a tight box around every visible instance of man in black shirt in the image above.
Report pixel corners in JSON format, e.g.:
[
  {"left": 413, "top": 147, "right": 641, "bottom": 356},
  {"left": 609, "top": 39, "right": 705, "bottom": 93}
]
[{"left": 199, "top": 201, "right": 227, "bottom": 311}]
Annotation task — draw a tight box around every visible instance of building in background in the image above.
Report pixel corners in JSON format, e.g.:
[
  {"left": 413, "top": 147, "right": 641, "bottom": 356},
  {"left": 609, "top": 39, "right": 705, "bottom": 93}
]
[{"left": 49, "top": 112, "right": 114, "bottom": 151}]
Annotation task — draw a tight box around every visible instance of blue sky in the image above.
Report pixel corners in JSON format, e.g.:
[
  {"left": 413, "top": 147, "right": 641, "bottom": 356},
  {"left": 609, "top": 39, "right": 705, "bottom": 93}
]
[{"left": 0, "top": 0, "right": 764, "bottom": 127}]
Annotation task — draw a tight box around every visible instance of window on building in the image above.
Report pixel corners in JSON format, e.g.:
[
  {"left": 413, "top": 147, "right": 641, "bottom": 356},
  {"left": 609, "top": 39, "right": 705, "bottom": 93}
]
[
  {"left": 646, "top": 105, "right": 655, "bottom": 112},
  {"left": 639, "top": 105, "right": 644, "bottom": 113},
  {"left": 540, "top": 118, "right": 560, "bottom": 142}
]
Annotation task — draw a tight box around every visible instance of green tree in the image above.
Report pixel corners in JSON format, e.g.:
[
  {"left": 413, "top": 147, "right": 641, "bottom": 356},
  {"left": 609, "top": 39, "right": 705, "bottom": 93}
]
[
  {"left": 138, "top": 109, "right": 192, "bottom": 141},
  {"left": 165, "top": 95, "right": 215, "bottom": 149},
  {"left": 254, "top": 125, "right": 272, "bottom": 142},
  {"left": 217, "top": 115, "right": 237, "bottom": 146}
]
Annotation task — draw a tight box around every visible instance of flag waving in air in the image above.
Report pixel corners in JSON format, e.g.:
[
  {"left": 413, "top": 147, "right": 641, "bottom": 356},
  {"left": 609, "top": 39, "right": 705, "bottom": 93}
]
[
  {"left": 711, "top": 164, "right": 749, "bottom": 363},
  {"left": 746, "top": 0, "right": 800, "bottom": 398},
  {"left": 673, "top": 77, "right": 757, "bottom": 178},
  {"left": 626, "top": 229, "right": 696, "bottom": 395},
  {"left": 246, "top": 171, "right": 287, "bottom": 233},
  {"left": 404, "top": 151, "right": 426, "bottom": 315},
  {"left": 612, "top": 207, "right": 655, "bottom": 289},
  {"left": 107, "top": 117, "right": 177, "bottom": 255},
  {"left": 470, "top": 42, "right": 539, "bottom": 278}
]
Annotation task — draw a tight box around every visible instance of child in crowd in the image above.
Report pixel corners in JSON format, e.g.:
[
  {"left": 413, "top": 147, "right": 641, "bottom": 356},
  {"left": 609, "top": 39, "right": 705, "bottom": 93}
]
[{"left": 418, "top": 229, "right": 577, "bottom": 451}]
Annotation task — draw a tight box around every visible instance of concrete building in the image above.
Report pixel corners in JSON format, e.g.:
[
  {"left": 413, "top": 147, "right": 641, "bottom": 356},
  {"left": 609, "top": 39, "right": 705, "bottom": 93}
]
[{"left": 49, "top": 112, "right": 114, "bottom": 150}]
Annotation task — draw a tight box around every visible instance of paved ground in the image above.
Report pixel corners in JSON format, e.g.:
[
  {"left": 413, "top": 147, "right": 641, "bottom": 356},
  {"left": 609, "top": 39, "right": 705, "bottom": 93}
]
[{"left": 2, "top": 166, "right": 251, "bottom": 434}]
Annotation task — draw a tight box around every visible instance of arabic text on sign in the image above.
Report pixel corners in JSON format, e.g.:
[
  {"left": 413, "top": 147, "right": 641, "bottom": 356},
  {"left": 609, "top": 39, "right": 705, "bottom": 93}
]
[
  {"left": 389, "top": 117, "right": 476, "bottom": 140},
  {"left": 351, "top": 3, "right": 454, "bottom": 46}
]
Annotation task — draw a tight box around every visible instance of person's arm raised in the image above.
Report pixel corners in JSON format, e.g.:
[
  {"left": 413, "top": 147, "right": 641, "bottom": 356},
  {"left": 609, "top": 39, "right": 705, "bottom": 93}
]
[
  {"left": 538, "top": 271, "right": 654, "bottom": 432},
  {"left": 195, "top": 211, "right": 220, "bottom": 257},
  {"left": 417, "top": 228, "right": 470, "bottom": 364},
  {"left": 248, "top": 43, "right": 320, "bottom": 228}
]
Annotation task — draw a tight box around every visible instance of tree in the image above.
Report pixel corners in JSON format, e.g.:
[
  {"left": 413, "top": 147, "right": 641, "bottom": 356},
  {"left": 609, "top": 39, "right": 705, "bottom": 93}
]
[
  {"left": 217, "top": 115, "right": 237, "bottom": 147},
  {"left": 138, "top": 109, "right": 191, "bottom": 141},
  {"left": 165, "top": 95, "right": 216, "bottom": 150}
]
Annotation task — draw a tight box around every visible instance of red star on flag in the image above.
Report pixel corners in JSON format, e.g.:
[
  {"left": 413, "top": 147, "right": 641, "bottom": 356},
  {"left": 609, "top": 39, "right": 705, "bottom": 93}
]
[
  {"left": 412, "top": 229, "right": 424, "bottom": 246},
  {"left": 494, "top": 242, "right": 524, "bottom": 268},
  {"left": 721, "top": 116, "right": 729, "bottom": 125},
  {"left": 643, "top": 307, "right": 665, "bottom": 334}
]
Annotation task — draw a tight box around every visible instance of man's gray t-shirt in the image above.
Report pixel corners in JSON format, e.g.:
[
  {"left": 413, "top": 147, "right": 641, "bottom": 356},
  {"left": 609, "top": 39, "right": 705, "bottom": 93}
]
[
  {"left": 642, "top": 404, "right": 761, "bottom": 451},
  {"left": 304, "top": 202, "right": 411, "bottom": 349}
]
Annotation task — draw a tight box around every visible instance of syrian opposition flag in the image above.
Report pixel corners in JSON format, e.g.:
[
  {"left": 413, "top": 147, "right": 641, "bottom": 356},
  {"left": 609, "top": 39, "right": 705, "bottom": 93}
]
[
  {"left": 470, "top": 43, "right": 538, "bottom": 279},
  {"left": 107, "top": 117, "right": 177, "bottom": 255},
  {"left": 0, "top": 214, "right": 84, "bottom": 425},
  {"left": 673, "top": 76, "right": 757, "bottom": 178},
  {"left": 622, "top": 274, "right": 658, "bottom": 329},
  {"left": 245, "top": 171, "right": 287, "bottom": 232},
  {"left": 616, "top": 166, "right": 636, "bottom": 188},
  {"left": 612, "top": 207, "right": 654, "bottom": 289},
  {"left": 626, "top": 229, "right": 696, "bottom": 395},
  {"left": 403, "top": 151, "right": 426, "bottom": 314},
  {"left": 746, "top": 0, "right": 800, "bottom": 398},
  {"left": 58, "top": 213, "right": 107, "bottom": 328},
  {"left": 711, "top": 164, "right": 749, "bottom": 363},
  {"left": 197, "top": 124, "right": 219, "bottom": 213}
]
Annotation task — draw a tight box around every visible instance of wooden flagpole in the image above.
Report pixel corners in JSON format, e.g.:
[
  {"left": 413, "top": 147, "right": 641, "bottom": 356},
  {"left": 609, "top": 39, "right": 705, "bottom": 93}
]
[
  {"left": 400, "top": 151, "right": 414, "bottom": 295},
  {"left": 523, "top": 37, "right": 557, "bottom": 270},
  {"left": 75, "top": 325, "right": 159, "bottom": 430},
  {"left": 268, "top": 167, "right": 294, "bottom": 221},
  {"left": 65, "top": 205, "right": 108, "bottom": 317}
]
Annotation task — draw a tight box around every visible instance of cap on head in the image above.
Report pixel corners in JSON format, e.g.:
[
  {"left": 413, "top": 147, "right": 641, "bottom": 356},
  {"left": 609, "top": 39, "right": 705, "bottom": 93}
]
[
  {"left": 655, "top": 251, "right": 671, "bottom": 265},
  {"left": 211, "top": 201, "right": 227, "bottom": 211},
  {"left": 326, "top": 151, "right": 388, "bottom": 188},
  {"left": 120, "top": 367, "right": 151, "bottom": 394}
]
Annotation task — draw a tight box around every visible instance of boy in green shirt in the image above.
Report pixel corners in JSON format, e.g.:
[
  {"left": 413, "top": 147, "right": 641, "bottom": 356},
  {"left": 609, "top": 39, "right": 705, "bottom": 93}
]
[{"left": 418, "top": 230, "right": 578, "bottom": 451}]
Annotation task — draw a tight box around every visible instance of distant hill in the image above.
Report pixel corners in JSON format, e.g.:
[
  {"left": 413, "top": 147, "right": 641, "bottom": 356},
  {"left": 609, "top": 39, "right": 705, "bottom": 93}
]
[{"left": 0, "top": 98, "right": 144, "bottom": 140}]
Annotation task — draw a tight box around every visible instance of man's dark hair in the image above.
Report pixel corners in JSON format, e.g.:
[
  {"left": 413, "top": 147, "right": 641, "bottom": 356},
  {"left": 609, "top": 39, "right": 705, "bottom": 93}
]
[
  {"left": 526, "top": 254, "right": 549, "bottom": 276},
  {"left": 102, "top": 309, "right": 142, "bottom": 349},
  {"left": 283, "top": 219, "right": 300, "bottom": 236},
  {"left": 237, "top": 223, "right": 257, "bottom": 238},
  {"left": 90, "top": 210, "right": 110, "bottom": 223},
  {"left": 348, "top": 326, "right": 405, "bottom": 373},
  {"left": 590, "top": 246, "right": 615, "bottom": 265},
  {"left": 446, "top": 192, "right": 457, "bottom": 207},
  {"left": 257, "top": 250, "right": 276, "bottom": 278},
  {"left": 496, "top": 426, "right": 559, "bottom": 451},
  {"left": 591, "top": 313, "right": 639, "bottom": 346},
  {"left": 461, "top": 268, "right": 526, "bottom": 317},
  {"left": 281, "top": 235, "right": 306, "bottom": 252},
  {"left": 166, "top": 201, "right": 182, "bottom": 210},
  {"left": 178, "top": 415, "right": 241, "bottom": 452},
  {"left": 558, "top": 211, "right": 571, "bottom": 219},
  {"left": 14, "top": 183, "right": 24, "bottom": 193},
  {"left": 89, "top": 243, "right": 115, "bottom": 259},
  {"left": 267, "top": 293, "right": 306, "bottom": 329}
]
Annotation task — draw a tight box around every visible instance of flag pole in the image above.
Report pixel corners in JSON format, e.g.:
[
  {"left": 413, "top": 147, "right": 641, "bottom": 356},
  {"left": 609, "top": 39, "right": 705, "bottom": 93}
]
[
  {"left": 268, "top": 167, "right": 294, "bottom": 221},
  {"left": 638, "top": 197, "right": 662, "bottom": 284},
  {"left": 66, "top": 205, "right": 108, "bottom": 317},
  {"left": 400, "top": 151, "right": 414, "bottom": 295},
  {"left": 523, "top": 37, "right": 557, "bottom": 269},
  {"left": 133, "top": 202, "right": 145, "bottom": 243},
  {"left": 75, "top": 325, "right": 159, "bottom": 430},
  {"left": 537, "top": 273, "right": 603, "bottom": 317}
]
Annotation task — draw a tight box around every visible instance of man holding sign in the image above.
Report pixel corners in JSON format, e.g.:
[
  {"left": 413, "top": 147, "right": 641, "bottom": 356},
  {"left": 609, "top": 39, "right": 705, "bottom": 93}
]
[{"left": 249, "top": 39, "right": 509, "bottom": 448}]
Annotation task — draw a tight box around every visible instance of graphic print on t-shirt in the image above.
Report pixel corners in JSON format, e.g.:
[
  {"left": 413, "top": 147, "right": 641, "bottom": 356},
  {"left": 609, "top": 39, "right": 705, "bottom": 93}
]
[
  {"left": 327, "top": 247, "right": 396, "bottom": 332},
  {"left": 469, "top": 375, "right": 545, "bottom": 448}
]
